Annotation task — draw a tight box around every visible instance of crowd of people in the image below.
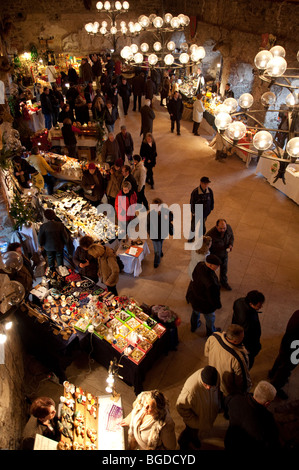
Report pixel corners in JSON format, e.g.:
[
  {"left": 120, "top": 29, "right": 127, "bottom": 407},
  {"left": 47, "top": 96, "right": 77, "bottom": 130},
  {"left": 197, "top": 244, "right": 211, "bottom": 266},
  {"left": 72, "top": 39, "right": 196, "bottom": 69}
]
[{"left": 11, "top": 54, "right": 298, "bottom": 452}]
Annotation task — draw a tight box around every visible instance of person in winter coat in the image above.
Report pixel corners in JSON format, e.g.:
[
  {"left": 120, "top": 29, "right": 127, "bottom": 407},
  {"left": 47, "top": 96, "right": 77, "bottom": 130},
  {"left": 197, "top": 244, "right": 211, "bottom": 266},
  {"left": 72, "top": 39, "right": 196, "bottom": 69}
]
[
  {"left": 116, "top": 125, "right": 134, "bottom": 162},
  {"left": 90, "top": 53, "right": 102, "bottom": 86},
  {"left": 12, "top": 156, "right": 37, "bottom": 189},
  {"left": 121, "top": 390, "right": 176, "bottom": 450},
  {"left": 160, "top": 72, "right": 170, "bottom": 106},
  {"left": 206, "top": 219, "right": 234, "bottom": 290},
  {"left": 140, "top": 100, "right": 155, "bottom": 138},
  {"left": 145, "top": 75, "right": 155, "bottom": 105},
  {"left": 189, "top": 176, "right": 214, "bottom": 237},
  {"left": 132, "top": 154, "right": 148, "bottom": 210},
  {"left": 67, "top": 64, "right": 78, "bottom": 85},
  {"left": 121, "top": 164, "right": 138, "bottom": 194},
  {"left": 132, "top": 72, "right": 145, "bottom": 111},
  {"left": 118, "top": 77, "right": 131, "bottom": 115},
  {"left": 92, "top": 93, "right": 105, "bottom": 121},
  {"left": 38, "top": 209, "right": 68, "bottom": 269},
  {"left": 101, "top": 133, "right": 121, "bottom": 166},
  {"left": 81, "top": 162, "right": 105, "bottom": 205},
  {"left": 103, "top": 100, "right": 118, "bottom": 133},
  {"left": 79, "top": 58, "right": 93, "bottom": 85},
  {"left": 204, "top": 324, "right": 252, "bottom": 397},
  {"left": 40, "top": 87, "right": 53, "bottom": 130},
  {"left": 176, "top": 366, "right": 221, "bottom": 451},
  {"left": 73, "top": 235, "right": 98, "bottom": 283},
  {"left": 74, "top": 86, "right": 89, "bottom": 124},
  {"left": 224, "top": 381, "right": 280, "bottom": 451},
  {"left": 58, "top": 103, "right": 74, "bottom": 123},
  {"left": 115, "top": 180, "right": 137, "bottom": 230},
  {"left": 232, "top": 290, "right": 265, "bottom": 369},
  {"left": 27, "top": 146, "right": 56, "bottom": 195},
  {"left": 87, "top": 243, "right": 119, "bottom": 295},
  {"left": 192, "top": 93, "right": 205, "bottom": 135},
  {"left": 106, "top": 158, "right": 123, "bottom": 207},
  {"left": 61, "top": 118, "right": 81, "bottom": 158},
  {"left": 140, "top": 133, "right": 157, "bottom": 189},
  {"left": 147, "top": 198, "right": 173, "bottom": 268},
  {"left": 167, "top": 91, "right": 184, "bottom": 135},
  {"left": 186, "top": 254, "right": 222, "bottom": 336}
]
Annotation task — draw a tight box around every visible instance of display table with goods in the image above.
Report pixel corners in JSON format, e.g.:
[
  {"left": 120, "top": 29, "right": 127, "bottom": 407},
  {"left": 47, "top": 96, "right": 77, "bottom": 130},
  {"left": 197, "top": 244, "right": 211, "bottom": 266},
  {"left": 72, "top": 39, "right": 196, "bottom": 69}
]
[
  {"left": 27, "top": 105, "right": 45, "bottom": 132},
  {"left": 181, "top": 92, "right": 221, "bottom": 135},
  {"left": 256, "top": 153, "right": 299, "bottom": 204},
  {"left": 116, "top": 238, "right": 150, "bottom": 277},
  {"left": 21, "top": 268, "right": 174, "bottom": 394},
  {"left": 41, "top": 151, "right": 84, "bottom": 182},
  {"left": 33, "top": 381, "right": 125, "bottom": 450},
  {"left": 50, "top": 123, "right": 99, "bottom": 160},
  {"left": 41, "top": 190, "right": 120, "bottom": 243}
]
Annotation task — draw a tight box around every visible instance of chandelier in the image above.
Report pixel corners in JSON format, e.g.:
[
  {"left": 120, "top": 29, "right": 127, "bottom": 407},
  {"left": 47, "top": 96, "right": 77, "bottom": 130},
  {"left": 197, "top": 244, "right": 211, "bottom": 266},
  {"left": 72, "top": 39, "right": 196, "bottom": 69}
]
[
  {"left": 120, "top": 13, "right": 206, "bottom": 69},
  {"left": 85, "top": 1, "right": 140, "bottom": 50},
  {"left": 215, "top": 45, "right": 299, "bottom": 167}
]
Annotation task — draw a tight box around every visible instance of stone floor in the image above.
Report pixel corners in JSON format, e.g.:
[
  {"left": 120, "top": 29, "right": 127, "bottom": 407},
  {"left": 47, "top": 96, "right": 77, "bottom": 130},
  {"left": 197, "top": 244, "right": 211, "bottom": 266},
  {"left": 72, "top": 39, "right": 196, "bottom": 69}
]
[{"left": 23, "top": 95, "right": 299, "bottom": 450}]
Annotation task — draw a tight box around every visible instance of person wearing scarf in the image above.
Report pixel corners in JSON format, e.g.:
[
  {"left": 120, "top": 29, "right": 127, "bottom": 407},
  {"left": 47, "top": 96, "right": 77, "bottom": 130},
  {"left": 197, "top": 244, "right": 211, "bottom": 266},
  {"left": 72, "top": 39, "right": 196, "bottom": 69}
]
[{"left": 121, "top": 390, "right": 177, "bottom": 450}]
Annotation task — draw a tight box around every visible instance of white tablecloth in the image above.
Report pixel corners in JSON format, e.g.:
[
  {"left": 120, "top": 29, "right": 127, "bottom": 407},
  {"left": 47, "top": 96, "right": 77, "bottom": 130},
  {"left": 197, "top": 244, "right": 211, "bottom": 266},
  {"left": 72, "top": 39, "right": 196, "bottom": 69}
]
[
  {"left": 28, "top": 109, "right": 45, "bottom": 132},
  {"left": 116, "top": 241, "right": 150, "bottom": 277},
  {"left": 256, "top": 157, "right": 299, "bottom": 204}
]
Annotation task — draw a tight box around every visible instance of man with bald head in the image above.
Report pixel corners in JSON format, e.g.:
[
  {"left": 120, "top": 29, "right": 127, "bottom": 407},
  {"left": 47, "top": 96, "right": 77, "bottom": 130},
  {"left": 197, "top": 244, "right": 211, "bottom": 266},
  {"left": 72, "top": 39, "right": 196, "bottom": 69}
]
[{"left": 206, "top": 218, "right": 234, "bottom": 290}]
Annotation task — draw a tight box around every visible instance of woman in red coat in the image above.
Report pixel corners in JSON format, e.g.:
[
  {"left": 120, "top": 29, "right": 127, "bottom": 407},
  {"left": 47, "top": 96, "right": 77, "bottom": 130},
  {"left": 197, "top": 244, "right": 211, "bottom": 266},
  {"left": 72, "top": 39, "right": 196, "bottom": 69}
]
[{"left": 115, "top": 181, "right": 137, "bottom": 234}]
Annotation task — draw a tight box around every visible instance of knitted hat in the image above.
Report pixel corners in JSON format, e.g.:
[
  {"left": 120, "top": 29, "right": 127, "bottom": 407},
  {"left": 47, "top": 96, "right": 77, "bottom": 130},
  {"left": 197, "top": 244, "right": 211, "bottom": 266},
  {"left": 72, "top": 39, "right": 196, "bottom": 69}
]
[
  {"left": 206, "top": 254, "right": 222, "bottom": 266},
  {"left": 88, "top": 162, "right": 96, "bottom": 169},
  {"left": 201, "top": 366, "right": 218, "bottom": 386}
]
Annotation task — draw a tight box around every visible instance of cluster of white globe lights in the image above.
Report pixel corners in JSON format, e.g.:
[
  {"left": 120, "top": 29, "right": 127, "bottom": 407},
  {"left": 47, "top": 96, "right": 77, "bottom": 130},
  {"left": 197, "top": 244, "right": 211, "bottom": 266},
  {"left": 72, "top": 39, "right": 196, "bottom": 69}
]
[
  {"left": 215, "top": 45, "right": 299, "bottom": 161},
  {"left": 85, "top": 4, "right": 204, "bottom": 67}
]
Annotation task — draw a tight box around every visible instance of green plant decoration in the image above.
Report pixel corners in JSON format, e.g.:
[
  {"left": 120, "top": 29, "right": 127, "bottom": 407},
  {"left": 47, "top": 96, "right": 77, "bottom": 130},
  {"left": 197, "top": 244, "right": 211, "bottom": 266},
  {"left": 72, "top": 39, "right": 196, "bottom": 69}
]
[{"left": 9, "top": 191, "right": 35, "bottom": 230}]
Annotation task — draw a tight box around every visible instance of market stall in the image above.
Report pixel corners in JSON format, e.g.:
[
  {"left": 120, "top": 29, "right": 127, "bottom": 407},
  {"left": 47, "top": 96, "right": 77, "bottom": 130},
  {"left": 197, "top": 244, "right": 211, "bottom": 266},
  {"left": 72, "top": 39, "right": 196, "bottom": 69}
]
[
  {"left": 21, "top": 269, "right": 174, "bottom": 395},
  {"left": 116, "top": 239, "right": 150, "bottom": 277},
  {"left": 50, "top": 124, "right": 98, "bottom": 160},
  {"left": 256, "top": 154, "right": 299, "bottom": 204}
]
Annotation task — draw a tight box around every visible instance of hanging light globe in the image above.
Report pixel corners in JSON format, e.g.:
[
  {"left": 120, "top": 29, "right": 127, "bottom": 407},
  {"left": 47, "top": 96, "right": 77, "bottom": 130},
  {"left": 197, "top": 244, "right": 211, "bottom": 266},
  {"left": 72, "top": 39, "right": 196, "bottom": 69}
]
[
  {"left": 164, "top": 54, "right": 174, "bottom": 66},
  {"left": 179, "top": 53, "right": 189, "bottom": 64},
  {"left": 254, "top": 50, "right": 273, "bottom": 70},
  {"left": 134, "top": 53, "right": 143, "bottom": 64},
  {"left": 134, "top": 22, "right": 141, "bottom": 32},
  {"left": 100, "top": 26, "right": 107, "bottom": 34},
  {"left": 286, "top": 137, "right": 299, "bottom": 158},
  {"left": 266, "top": 56, "right": 287, "bottom": 77},
  {"left": 226, "top": 121, "right": 247, "bottom": 141},
  {"left": 96, "top": 1, "right": 103, "bottom": 9},
  {"left": 104, "top": 1, "right": 111, "bottom": 10},
  {"left": 214, "top": 104, "right": 230, "bottom": 116},
  {"left": 270, "top": 45, "right": 286, "bottom": 57},
  {"left": 85, "top": 23, "right": 93, "bottom": 33},
  {"left": 164, "top": 13, "right": 173, "bottom": 23},
  {"left": 121, "top": 46, "right": 132, "bottom": 59},
  {"left": 0, "top": 252, "right": 23, "bottom": 273},
  {"left": 223, "top": 98, "right": 238, "bottom": 113},
  {"left": 253, "top": 131, "right": 273, "bottom": 151},
  {"left": 153, "top": 16, "right": 163, "bottom": 28},
  {"left": 286, "top": 92, "right": 299, "bottom": 108},
  {"left": 140, "top": 43, "right": 149, "bottom": 53},
  {"left": 110, "top": 26, "right": 117, "bottom": 35},
  {"left": 115, "top": 1, "right": 122, "bottom": 9},
  {"left": 121, "top": 26, "right": 127, "bottom": 34},
  {"left": 130, "top": 44, "right": 138, "bottom": 54},
  {"left": 148, "top": 54, "right": 158, "bottom": 66},
  {"left": 215, "top": 112, "right": 232, "bottom": 130},
  {"left": 149, "top": 14, "right": 156, "bottom": 23},
  {"left": 179, "top": 15, "right": 190, "bottom": 26},
  {"left": 7, "top": 281, "right": 25, "bottom": 306},
  {"left": 167, "top": 41, "right": 176, "bottom": 51},
  {"left": 239, "top": 93, "right": 254, "bottom": 109},
  {"left": 139, "top": 16, "right": 150, "bottom": 28},
  {"left": 170, "top": 17, "right": 181, "bottom": 28},
  {"left": 122, "top": 1, "right": 129, "bottom": 9},
  {"left": 101, "top": 20, "right": 108, "bottom": 27},
  {"left": 196, "top": 46, "right": 206, "bottom": 60},
  {"left": 153, "top": 42, "right": 162, "bottom": 52},
  {"left": 261, "top": 91, "right": 277, "bottom": 107}
]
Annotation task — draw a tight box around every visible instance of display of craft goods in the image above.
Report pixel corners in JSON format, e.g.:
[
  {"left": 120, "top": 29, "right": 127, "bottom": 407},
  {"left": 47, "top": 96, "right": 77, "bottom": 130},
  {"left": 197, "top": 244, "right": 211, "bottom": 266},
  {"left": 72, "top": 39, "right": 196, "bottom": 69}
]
[
  {"left": 137, "top": 339, "right": 153, "bottom": 353},
  {"left": 94, "top": 323, "right": 108, "bottom": 339},
  {"left": 141, "top": 327, "right": 158, "bottom": 343},
  {"left": 43, "top": 151, "right": 83, "bottom": 180},
  {"left": 128, "top": 347, "right": 145, "bottom": 364},
  {"left": 126, "top": 316, "right": 142, "bottom": 330},
  {"left": 126, "top": 330, "right": 140, "bottom": 346},
  {"left": 143, "top": 316, "right": 157, "bottom": 330},
  {"left": 117, "top": 324, "right": 130, "bottom": 338},
  {"left": 116, "top": 310, "right": 132, "bottom": 322},
  {"left": 153, "top": 323, "right": 167, "bottom": 337},
  {"left": 74, "top": 316, "right": 90, "bottom": 332},
  {"left": 58, "top": 382, "right": 98, "bottom": 450},
  {"left": 112, "top": 335, "right": 128, "bottom": 353}
]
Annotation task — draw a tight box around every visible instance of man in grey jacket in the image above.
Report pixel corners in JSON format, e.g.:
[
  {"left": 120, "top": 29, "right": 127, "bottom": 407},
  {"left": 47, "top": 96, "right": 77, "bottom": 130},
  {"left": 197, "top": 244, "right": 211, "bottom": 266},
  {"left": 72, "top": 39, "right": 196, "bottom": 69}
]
[{"left": 176, "top": 366, "right": 221, "bottom": 450}]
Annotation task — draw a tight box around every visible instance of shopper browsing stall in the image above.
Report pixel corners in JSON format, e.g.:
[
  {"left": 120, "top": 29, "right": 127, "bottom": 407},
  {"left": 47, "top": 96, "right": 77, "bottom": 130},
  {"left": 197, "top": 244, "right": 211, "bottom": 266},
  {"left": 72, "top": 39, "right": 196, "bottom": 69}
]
[{"left": 87, "top": 243, "right": 119, "bottom": 296}]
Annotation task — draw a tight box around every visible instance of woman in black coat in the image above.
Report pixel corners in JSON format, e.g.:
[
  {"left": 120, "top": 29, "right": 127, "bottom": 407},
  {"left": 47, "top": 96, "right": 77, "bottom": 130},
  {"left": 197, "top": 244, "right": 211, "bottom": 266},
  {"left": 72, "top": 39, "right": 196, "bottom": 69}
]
[{"left": 140, "top": 133, "right": 157, "bottom": 189}]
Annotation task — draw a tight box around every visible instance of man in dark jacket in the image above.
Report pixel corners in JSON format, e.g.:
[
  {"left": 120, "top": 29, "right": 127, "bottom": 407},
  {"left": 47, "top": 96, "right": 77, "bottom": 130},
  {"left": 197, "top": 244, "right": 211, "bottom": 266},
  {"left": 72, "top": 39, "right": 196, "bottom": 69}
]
[
  {"left": 80, "top": 58, "right": 93, "bottom": 85},
  {"left": 118, "top": 77, "right": 131, "bottom": 116},
  {"left": 73, "top": 235, "right": 98, "bottom": 283},
  {"left": 91, "top": 53, "right": 102, "bottom": 86},
  {"left": 186, "top": 254, "right": 222, "bottom": 336},
  {"left": 206, "top": 219, "right": 234, "bottom": 291},
  {"left": 116, "top": 125, "right": 134, "bottom": 162},
  {"left": 121, "top": 164, "right": 138, "bottom": 195},
  {"left": 232, "top": 290, "right": 265, "bottom": 369},
  {"left": 167, "top": 91, "right": 184, "bottom": 135},
  {"left": 38, "top": 209, "right": 68, "bottom": 269},
  {"left": 145, "top": 75, "right": 155, "bottom": 105},
  {"left": 190, "top": 176, "right": 214, "bottom": 238},
  {"left": 224, "top": 381, "right": 280, "bottom": 451},
  {"left": 40, "top": 87, "right": 53, "bottom": 130},
  {"left": 268, "top": 309, "right": 299, "bottom": 399},
  {"left": 132, "top": 72, "right": 145, "bottom": 111},
  {"left": 140, "top": 100, "right": 155, "bottom": 138},
  {"left": 103, "top": 100, "right": 118, "bottom": 133},
  {"left": 61, "top": 118, "right": 81, "bottom": 158}
]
